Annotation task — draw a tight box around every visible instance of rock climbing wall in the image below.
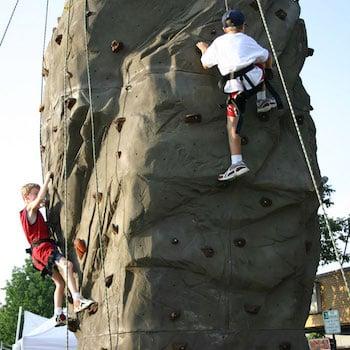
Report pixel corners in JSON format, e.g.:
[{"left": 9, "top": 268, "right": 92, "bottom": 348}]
[{"left": 40, "top": 0, "right": 321, "bottom": 349}]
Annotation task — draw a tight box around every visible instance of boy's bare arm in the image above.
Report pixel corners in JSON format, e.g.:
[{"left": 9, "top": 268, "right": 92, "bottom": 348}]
[
  {"left": 27, "top": 172, "right": 53, "bottom": 214},
  {"left": 196, "top": 42, "right": 210, "bottom": 69}
]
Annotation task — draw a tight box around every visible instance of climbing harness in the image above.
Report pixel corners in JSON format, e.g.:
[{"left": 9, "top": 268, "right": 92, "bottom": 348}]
[
  {"left": 83, "top": 0, "right": 114, "bottom": 348},
  {"left": 0, "top": 0, "right": 20, "bottom": 48},
  {"left": 255, "top": 0, "right": 350, "bottom": 300}
]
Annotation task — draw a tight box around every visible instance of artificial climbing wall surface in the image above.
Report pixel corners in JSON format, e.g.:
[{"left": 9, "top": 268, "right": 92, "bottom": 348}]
[{"left": 41, "top": 0, "right": 320, "bottom": 349}]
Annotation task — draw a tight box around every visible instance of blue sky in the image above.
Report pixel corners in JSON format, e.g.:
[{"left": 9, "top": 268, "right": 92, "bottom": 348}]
[{"left": 0, "top": 0, "right": 349, "bottom": 303}]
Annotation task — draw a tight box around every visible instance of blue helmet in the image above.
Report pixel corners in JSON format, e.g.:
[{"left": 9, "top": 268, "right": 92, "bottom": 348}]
[{"left": 222, "top": 9, "right": 245, "bottom": 28}]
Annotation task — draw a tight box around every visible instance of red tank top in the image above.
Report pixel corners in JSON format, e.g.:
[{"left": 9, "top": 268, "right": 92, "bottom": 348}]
[{"left": 20, "top": 208, "right": 50, "bottom": 245}]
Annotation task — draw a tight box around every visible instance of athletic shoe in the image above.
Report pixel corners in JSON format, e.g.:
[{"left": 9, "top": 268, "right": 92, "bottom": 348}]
[
  {"left": 54, "top": 313, "right": 67, "bottom": 327},
  {"left": 73, "top": 297, "right": 95, "bottom": 313},
  {"left": 257, "top": 98, "right": 277, "bottom": 113},
  {"left": 218, "top": 161, "right": 250, "bottom": 181}
]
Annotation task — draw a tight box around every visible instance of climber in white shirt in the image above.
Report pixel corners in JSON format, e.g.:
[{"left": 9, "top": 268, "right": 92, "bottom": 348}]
[{"left": 196, "top": 9, "right": 276, "bottom": 181}]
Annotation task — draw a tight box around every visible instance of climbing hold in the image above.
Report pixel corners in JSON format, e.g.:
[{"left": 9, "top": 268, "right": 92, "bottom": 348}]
[
  {"left": 112, "top": 224, "right": 119, "bottom": 234},
  {"left": 173, "top": 344, "right": 187, "bottom": 350},
  {"left": 241, "top": 136, "right": 249, "bottom": 145},
  {"left": 114, "top": 117, "right": 126, "bottom": 132},
  {"left": 111, "top": 40, "right": 123, "bottom": 53},
  {"left": 40, "top": 145, "right": 46, "bottom": 153},
  {"left": 305, "top": 241, "right": 312, "bottom": 254},
  {"left": 74, "top": 239, "right": 87, "bottom": 259},
  {"left": 244, "top": 303, "right": 261, "bottom": 315},
  {"left": 93, "top": 192, "right": 103, "bottom": 202},
  {"left": 171, "top": 238, "right": 179, "bottom": 245},
  {"left": 105, "top": 275, "right": 114, "bottom": 288},
  {"left": 201, "top": 247, "right": 215, "bottom": 258},
  {"left": 86, "top": 10, "right": 95, "bottom": 17},
  {"left": 184, "top": 114, "right": 202, "bottom": 124},
  {"left": 210, "top": 29, "right": 216, "bottom": 35},
  {"left": 55, "top": 34, "right": 63, "bottom": 45},
  {"left": 275, "top": 9, "right": 287, "bottom": 21},
  {"left": 296, "top": 115, "right": 304, "bottom": 125},
  {"left": 39, "top": 105, "right": 45, "bottom": 113},
  {"left": 218, "top": 103, "right": 226, "bottom": 110},
  {"left": 117, "top": 151, "right": 122, "bottom": 158},
  {"left": 52, "top": 126, "right": 58, "bottom": 133},
  {"left": 42, "top": 67, "right": 49, "bottom": 77},
  {"left": 249, "top": 1, "right": 259, "bottom": 11},
  {"left": 65, "top": 97, "right": 76, "bottom": 110},
  {"left": 66, "top": 71, "right": 73, "bottom": 79},
  {"left": 279, "top": 342, "right": 291, "bottom": 350},
  {"left": 260, "top": 197, "right": 272, "bottom": 208},
  {"left": 67, "top": 318, "right": 79, "bottom": 333},
  {"left": 87, "top": 302, "right": 98, "bottom": 315},
  {"left": 306, "top": 48, "right": 314, "bottom": 57},
  {"left": 233, "top": 238, "right": 246, "bottom": 248},
  {"left": 258, "top": 113, "right": 269, "bottom": 122},
  {"left": 169, "top": 311, "right": 181, "bottom": 321}
]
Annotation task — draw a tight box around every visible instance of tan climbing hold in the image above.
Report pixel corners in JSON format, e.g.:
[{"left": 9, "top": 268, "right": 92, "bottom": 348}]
[
  {"left": 42, "top": 67, "right": 49, "bottom": 77},
  {"left": 65, "top": 97, "right": 76, "bottom": 110},
  {"left": 111, "top": 40, "right": 123, "bottom": 53},
  {"left": 93, "top": 192, "right": 103, "bottom": 202},
  {"left": 112, "top": 224, "right": 119, "bottom": 234},
  {"left": 40, "top": 145, "right": 46, "bottom": 153},
  {"left": 74, "top": 239, "right": 87, "bottom": 259}
]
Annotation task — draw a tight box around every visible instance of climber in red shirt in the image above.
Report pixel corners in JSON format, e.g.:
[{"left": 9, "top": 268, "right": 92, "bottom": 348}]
[{"left": 20, "top": 172, "right": 95, "bottom": 327}]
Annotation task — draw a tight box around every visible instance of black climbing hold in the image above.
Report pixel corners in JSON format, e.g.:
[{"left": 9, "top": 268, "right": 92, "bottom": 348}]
[
  {"left": 93, "top": 192, "right": 103, "bottom": 202},
  {"left": 40, "top": 145, "right": 46, "bottom": 153},
  {"left": 307, "top": 48, "right": 314, "bottom": 57},
  {"left": 39, "top": 105, "right": 45, "bottom": 113},
  {"left": 201, "top": 247, "right": 215, "bottom": 258},
  {"left": 117, "top": 151, "right": 122, "bottom": 158},
  {"left": 218, "top": 103, "right": 226, "bottom": 110},
  {"left": 52, "top": 126, "right": 58, "bottom": 133},
  {"left": 296, "top": 115, "right": 304, "bottom": 125},
  {"left": 171, "top": 238, "right": 179, "bottom": 245},
  {"left": 244, "top": 303, "right": 261, "bottom": 315},
  {"left": 279, "top": 342, "right": 291, "bottom": 350},
  {"left": 42, "top": 67, "right": 49, "bottom": 77},
  {"left": 260, "top": 197, "right": 272, "bottom": 207},
  {"left": 86, "top": 10, "right": 94, "bottom": 17},
  {"left": 55, "top": 34, "right": 63, "bottom": 45},
  {"left": 169, "top": 311, "right": 181, "bottom": 321},
  {"left": 173, "top": 344, "right": 187, "bottom": 350},
  {"left": 66, "top": 71, "right": 73, "bottom": 79},
  {"left": 112, "top": 224, "right": 119, "bottom": 234},
  {"left": 249, "top": 1, "right": 259, "bottom": 11},
  {"left": 105, "top": 275, "right": 114, "bottom": 288},
  {"left": 310, "top": 105, "right": 314, "bottom": 111},
  {"left": 65, "top": 97, "right": 76, "bottom": 110},
  {"left": 210, "top": 29, "right": 216, "bottom": 35},
  {"left": 241, "top": 136, "right": 249, "bottom": 145},
  {"left": 185, "top": 114, "right": 202, "bottom": 124},
  {"left": 67, "top": 318, "right": 79, "bottom": 333},
  {"left": 258, "top": 113, "right": 270, "bottom": 122},
  {"left": 115, "top": 117, "right": 126, "bottom": 132},
  {"left": 275, "top": 9, "right": 287, "bottom": 21},
  {"left": 111, "top": 40, "right": 124, "bottom": 53},
  {"left": 233, "top": 238, "right": 246, "bottom": 248},
  {"left": 305, "top": 241, "right": 312, "bottom": 254}
]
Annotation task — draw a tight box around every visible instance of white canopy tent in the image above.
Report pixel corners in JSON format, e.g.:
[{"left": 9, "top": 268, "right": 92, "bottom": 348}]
[{"left": 12, "top": 310, "right": 77, "bottom": 350}]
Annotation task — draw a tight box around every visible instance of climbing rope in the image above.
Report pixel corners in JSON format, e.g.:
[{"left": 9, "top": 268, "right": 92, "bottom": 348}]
[
  {"left": 225, "top": 0, "right": 229, "bottom": 12},
  {"left": 83, "top": 1, "right": 113, "bottom": 348},
  {"left": 255, "top": 0, "right": 350, "bottom": 300},
  {"left": 0, "top": 0, "right": 19, "bottom": 48}
]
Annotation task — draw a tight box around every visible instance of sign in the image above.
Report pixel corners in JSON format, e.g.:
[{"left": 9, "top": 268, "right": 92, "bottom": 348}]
[
  {"left": 322, "top": 310, "right": 341, "bottom": 334},
  {"left": 308, "top": 338, "right": 331, "bottom": 350}
]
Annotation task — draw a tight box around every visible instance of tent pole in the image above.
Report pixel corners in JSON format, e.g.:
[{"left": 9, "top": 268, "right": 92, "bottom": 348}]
[{"left": 15, "top": 306, "right": 23, "bottom": 343}]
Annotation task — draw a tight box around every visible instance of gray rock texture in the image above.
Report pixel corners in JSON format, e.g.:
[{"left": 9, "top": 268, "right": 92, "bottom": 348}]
[{"left": 41, "top": 0, "right": 321, "bottom": 349}]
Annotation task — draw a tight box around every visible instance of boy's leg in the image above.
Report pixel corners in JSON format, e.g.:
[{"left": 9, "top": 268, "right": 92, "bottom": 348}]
[
  {"left": 257, "top": 83, "right": 277, "bottom": 113},
  {"left": 51, "top": 269, "right": 67, "bottom": 327}
]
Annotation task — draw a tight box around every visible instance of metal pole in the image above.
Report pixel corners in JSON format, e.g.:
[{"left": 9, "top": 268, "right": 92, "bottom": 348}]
[{"left": 15, "top": 306, "right": 23, "bottom": 342}]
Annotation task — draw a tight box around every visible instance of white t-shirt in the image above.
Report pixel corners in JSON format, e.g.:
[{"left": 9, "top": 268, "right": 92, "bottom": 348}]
[{"left": 201, "top": 32, "right": 269, "bottom": 93}]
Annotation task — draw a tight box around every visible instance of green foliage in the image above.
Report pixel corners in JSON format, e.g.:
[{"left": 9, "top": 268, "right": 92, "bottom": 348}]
[
  {"left": 0, "top": 259, "right": 55, "bottom": 345},
  {"left": 306, "top": 332, "right": 325, "bottom": 340}
]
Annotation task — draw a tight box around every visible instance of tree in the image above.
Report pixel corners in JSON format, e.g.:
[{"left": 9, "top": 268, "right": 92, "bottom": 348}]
[{"left": 0, "top": 259, "right": 55, "bottom": 346}]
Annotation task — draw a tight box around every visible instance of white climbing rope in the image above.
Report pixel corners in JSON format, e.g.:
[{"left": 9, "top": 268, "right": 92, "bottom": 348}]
[
  {"left": 225, "top": 0, "right": 229, "bottom": 12},
  {"left": 255, "top": 0, "right": 350, "bottom": 300},
  {"left": 0, "top": 0, "right": 19, "bottom": 48},
  {"left": 83, "top": 1, "right": 114, "bottom": 348}
]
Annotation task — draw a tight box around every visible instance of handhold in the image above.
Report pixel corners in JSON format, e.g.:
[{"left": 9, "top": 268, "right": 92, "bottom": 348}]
[
  {"left": 169, "top": 311, "right": 181, "bottom": 321},
  {"left": 65, "top": 97, "right": 76, "bottom": 110},
  {"left": 86, "top": 10, "right": 95, "bottom": 17},
  {"left": 111, "top": 40, "right": 124, "bottom": 53},
  {"left": 244, "top": 303, "right": 261, "bottom": 315},
  {"left": 87, "top": 302, "right": 98, "bottom": 315},
  {"left": 52, "top": 126, "right": 58, "bottom": 132},
  {"left": 305, "top": 241, "right": 312, "bottom": 254},
  {"left": 171, "top": 238, "right": 179, "bottom": 245},
  {"left": 67, "top": 318, "right": 79, "bottom": 333},
  {"left": 210, "top": 29, "right": 216, "bottom": 35},
  {"left": 218, "top": 103, "right": 226, "bottom": 109},
  {"left": 258, "top": 113, "right": 269, "bottom": 122},
  {"left": 260, "top": 197, "right": 272, "bottom": 208},
  {"left": 42, "top": 67, "right": 49, "bottom": 77},
  {"left": 307, "top": 48, "right": 314, "bottom": 57},
  {"left": 115, "top": 117, "right": 126, "bottom": 132},
  {"left": 74, "top": 239, "right": 87, "bottom": 259},
  {"left": 201, "top": 247, "right": 215, "bottom": 258},
  {"left": 233, "top": 238, "right": 246, "bottom": 248},
  {"left": 125, "top": 85, "right": 132, "bottom": 91},
  {"left": 275, "top": 9, "right": 287, "bottom": 21},
  {"left": 40, "top": 145, "right": 46, "bottom": 153},
  {"left": 279, "top": 342, "right": 291, "bottom": 350},
  {"left": 241, "top": 136, "right": 248, "bottom": 145},
  {"left": 105, "top": 275, "right": 113, "bottom": 288},
  {"left": 117, "top": 151, "right": 122, "bottom": 158},
  {"left": 66, "top": 71, "right": 73, "bottom": 79},
  {"left": 173, "top": 344, "right": 187, "bottom": 350},
  {"left": 112, "top": 224, "right": 119, "bottom": 234},
  {"left": 296, "top": 115, "right": 304, "bottom": 125},
  {"left": 249, "top": 1, "right": 259, "bottom": 11},
  {"left": 184, "top": 114, "right": 202, "bottom": 124},
  {"left": 39, "top": 105, "right": 45, "bottom": 113},
  {"left": 55, "top": 34, "right": 63, "bottom": 45},
  {"left": 93, "top": 192, "right": 103, "bottom": 202}
]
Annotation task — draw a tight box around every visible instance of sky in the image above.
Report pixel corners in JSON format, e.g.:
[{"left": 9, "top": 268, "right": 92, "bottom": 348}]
[{"left": 0, "top": 0, "right": 349, "bottom": 304}]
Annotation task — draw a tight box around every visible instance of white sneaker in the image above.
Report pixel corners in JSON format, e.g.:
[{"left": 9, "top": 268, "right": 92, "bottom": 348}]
[
  {"left": 218, "top": 161, "right": 250, "bottom": 181},
  {"left": 73, "top": 297, "right": 95, "bottom": 313},
  {"left": 257, "top": 98, "right": 277, "bottom": 113}
]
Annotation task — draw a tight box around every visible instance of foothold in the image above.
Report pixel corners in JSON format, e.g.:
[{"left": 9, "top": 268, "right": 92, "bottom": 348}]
[
  {"left": 169, "top": 311, "right": 181, "bottom": 321},
  {"left": 105, "top": 275, "right": 114, "bottom": 288},
  {"left": 279, "top": 342, "right": 291, "bottom": 350},
  {"left": 185, "top": 114, "right": 202, "bottom": 124},
  {"left": 52, "top": 126, "right": 58, "bottom": 132},
  {"left": 260, "top": 197, "right": 272, "bottom": 208},
  {"left": 218, "top": 103, "right": 226, "bottom": 110},
  {"left": 87, "top": 302, "right": 98, "bottom": 315},
  {"left": 305, "top": 241, "right": 312, "bottom": 254},
  {"left": 307, "top": 48, "right": 314, "bottom": 57},
  {"left": 244, "top": 303, "right": 261, "bottom": 315},
  {"left": 55, "top": 34, "right": 63, "bottom": 45},
  {"left": 67, "top": 318, "right": 79, "bottom": 333},
  {"left": 93, "top": 192, "right": 103, "bottom": 202},
  {"left": 173, "top": 344, "right": 187, "bottom": 350},
  {"left": 65, "top": 97, "right": 76, "bottom": 110},
  {"left": 310, "top": 105, "right": 314, "bottom": 111},
  {"left": 86, "top": 10, "right": 95, "bottom": 17},
  {"left": 241, "top": 136, "right": 249, "bottom": 145},
  {"left": 42, "top": 67, "right": 49, "bottom": 77},
  {"left": 66, "top": 71, "right": 73, "bottom": 79},
  {"left": 258, "top": 113, "right": 270, "bottom": 122},
  {"left": 201, "top": 247, "right": 215, "bottom": 258},
  {"left": 39, "top": 105, "right": 45, "bottom": 113},
  {"left": 249, "top": 1, "right": 259, "bottom": 11},
  {"left": 115, "top": 117, "right": 126, "bottom": 132},
  {"left": 112, "top": 224, "right": 119, "bottom": 234},
  {"left": 171, "top": 238, "right": 179, "bottom": 245},
  {"left": 233, "top": 238, "right": 246, "bottom": 248},
  {"left": 117, "top": 151, "right": 122, "bottom": 158},
  {"left": 40, "top": 145, "right": 46, "bottom": 153},
  {"left": 296, "top": 115, "right": 304, "bottom": 125},
  {"left": 125, "top": 85, "right": 132, "bottom": 91},
  {"left": 275, "top": 9, "right": 287, "bottom": 21},
  {"left": 74, "top": 239, "right": 87, "bottom": 259},
  {"left": 210, "top": 29, "right": 216, "bottom": 35},
  {"left": 111, "top": 40, "right": 124, "bottom": 53}
]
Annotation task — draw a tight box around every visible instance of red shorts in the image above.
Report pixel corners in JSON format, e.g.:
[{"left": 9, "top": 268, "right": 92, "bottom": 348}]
[
  {"left": 226, "top": 91, "right": 241, "bottom": 118},
  {"left": 31, "top": 242, "right": 58, "bottom": 271}
]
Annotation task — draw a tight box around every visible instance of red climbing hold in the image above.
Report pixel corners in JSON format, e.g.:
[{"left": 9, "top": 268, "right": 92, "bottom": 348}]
[{"left": 74, "top": 239, "right": 87, "bottom": 259}]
